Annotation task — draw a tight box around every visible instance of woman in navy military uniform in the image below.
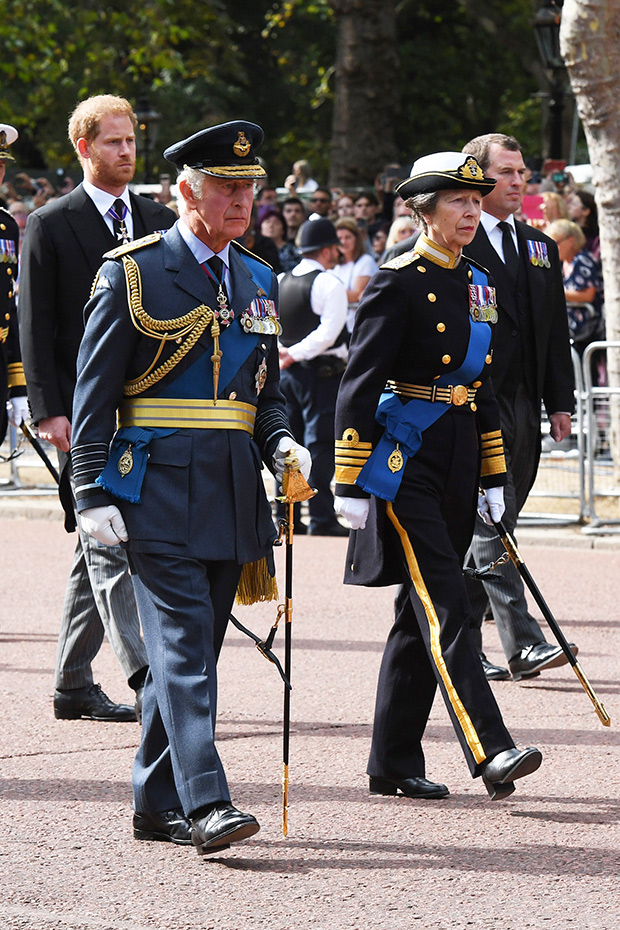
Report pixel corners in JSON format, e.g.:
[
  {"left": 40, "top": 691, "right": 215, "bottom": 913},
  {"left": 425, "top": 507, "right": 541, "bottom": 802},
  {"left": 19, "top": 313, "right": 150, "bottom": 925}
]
[{"left": 334, "top": 152, "right": 542, "bottom": 801}]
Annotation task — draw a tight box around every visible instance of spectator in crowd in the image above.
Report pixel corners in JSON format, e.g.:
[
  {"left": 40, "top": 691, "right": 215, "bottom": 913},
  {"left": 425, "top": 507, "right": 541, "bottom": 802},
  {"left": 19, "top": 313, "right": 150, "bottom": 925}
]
[
  {"left": 8, "top": 199, "right": 30, "bottom": 255},
  {"left": 333, "top": 216, "right": 377, "bottom": 331},
  {"left": 384, "top": 215, "right": 416, "bottom": 254},
  {"left": 307, "top": 187, "right": 333, "bottom": 219},
  {"left": 354, "top": 191, "right": 380, "bottom": 232},
  {"left": 566, "top": 189, "right": 600, "bottom": 261},
  {"left": 260, "top": 206, "right": 299, "bottom": 272},
  {"left": 238, "top": 206, "right": 282, "bottom": 272},
  {"left": 278, "top": 218, "right": 348, "bottom": 536},
  {"left": 541, "top": 190, "right": 568, "bottom": 226},
  {"left": 336, "top": 193, "right": 355, "bottom": 218},
  {"left": 284, "top": 158, "right": 319, "bottom": 195},
  {"left": 545, "top": 218, "right": 604, "bottom": 354},
  {"left": 371, "top": 222, "right": 390, "bottom": 263},
  {"left": 282, "top": 196, "right": 306, "bottom": 243}
]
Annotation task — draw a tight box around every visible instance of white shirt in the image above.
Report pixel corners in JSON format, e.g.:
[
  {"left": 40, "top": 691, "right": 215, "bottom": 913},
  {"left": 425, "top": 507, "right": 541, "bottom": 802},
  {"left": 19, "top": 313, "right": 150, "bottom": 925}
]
[
  {"left": 278, "top": 257, "right": 348, "bottom": 361},
  {"left": 177, "top": 219, "right": 232, "bottom": 295},
  {"left": 481, "top": 210, "right": 517, "bottom": 265},
  {"left": 82, "top": 179, "right": 134, "bottom": 241}
]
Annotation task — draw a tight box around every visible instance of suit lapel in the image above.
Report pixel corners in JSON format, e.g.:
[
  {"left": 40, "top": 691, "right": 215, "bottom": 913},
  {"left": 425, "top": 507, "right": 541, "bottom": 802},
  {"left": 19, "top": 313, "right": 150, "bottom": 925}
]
[{"left": 63, "top": 185, "right": 115, "bottom": 275}]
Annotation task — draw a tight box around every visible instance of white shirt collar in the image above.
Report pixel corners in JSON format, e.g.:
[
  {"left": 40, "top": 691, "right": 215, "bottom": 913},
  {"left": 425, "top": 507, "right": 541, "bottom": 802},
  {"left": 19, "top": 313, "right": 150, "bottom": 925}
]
[
  {"left": 481, "top": 210, "right": 516, "bottom": 236},
  {"left": 177, "top": 219, "right": 231, "bottom": 267},
  {"left": 82, "top": 179, "right": 131, "bottom": 218}
]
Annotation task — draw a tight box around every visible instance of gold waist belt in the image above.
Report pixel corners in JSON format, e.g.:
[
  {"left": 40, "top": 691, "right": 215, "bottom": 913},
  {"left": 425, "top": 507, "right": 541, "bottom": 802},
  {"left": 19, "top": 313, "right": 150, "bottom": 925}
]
[
  {"left": 118, "top": 397, "right": 257, "bottom": 433},
  {"left": 387, "top": 380, "right": 477, "bottom": 407}
]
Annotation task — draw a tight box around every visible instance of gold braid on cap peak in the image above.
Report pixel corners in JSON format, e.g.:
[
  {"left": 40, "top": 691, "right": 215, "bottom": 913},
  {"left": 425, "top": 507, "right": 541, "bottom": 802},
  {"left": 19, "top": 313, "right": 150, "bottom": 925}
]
[{"left": 120, "top": 254, "right": 221, "bottom": 398}]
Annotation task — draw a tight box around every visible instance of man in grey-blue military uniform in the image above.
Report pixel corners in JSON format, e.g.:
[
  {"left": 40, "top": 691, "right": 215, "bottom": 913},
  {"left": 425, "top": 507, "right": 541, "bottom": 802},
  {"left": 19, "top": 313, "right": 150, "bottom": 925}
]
[{"left": 70, "top": 121, "right": 310, "bottom": 855}]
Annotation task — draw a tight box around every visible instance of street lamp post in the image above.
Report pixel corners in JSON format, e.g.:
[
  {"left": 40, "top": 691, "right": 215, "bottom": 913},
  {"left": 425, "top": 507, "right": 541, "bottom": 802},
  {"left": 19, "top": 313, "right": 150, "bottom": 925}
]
[
  {"left": 533, "top": 1, "right": 566, "bottom": 160},
  {"left": 135, "top": 95, "right": 161, "bottom": 184}
]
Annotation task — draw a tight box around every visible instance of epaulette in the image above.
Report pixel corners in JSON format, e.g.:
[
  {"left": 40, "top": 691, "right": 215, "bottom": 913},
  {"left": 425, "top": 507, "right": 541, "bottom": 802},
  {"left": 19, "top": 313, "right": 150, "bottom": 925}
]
[
  {"left": 231, "top": 239, "right": 273, "bottom": 269},
  {"left": 104, "top": 231, "right": 162, "bottom": 260},
  {"left": 380, "top": 249, "right": 420, "bottom": 271}
]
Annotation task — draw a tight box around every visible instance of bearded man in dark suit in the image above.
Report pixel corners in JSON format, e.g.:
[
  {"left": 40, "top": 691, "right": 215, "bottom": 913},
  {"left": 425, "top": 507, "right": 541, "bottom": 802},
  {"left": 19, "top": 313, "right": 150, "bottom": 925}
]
[
  {"left": 19, "top": 95, "right": 176, "bottom": 722},
  {"left": 460, "top": 133, "right": 576, "bottom": 681}
]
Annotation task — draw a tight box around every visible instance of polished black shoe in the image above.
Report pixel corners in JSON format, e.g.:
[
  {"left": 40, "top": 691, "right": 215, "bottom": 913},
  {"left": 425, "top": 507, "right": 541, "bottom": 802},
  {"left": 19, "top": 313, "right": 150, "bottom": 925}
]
[
  {"left": 369, "top": 775, "right": 450, "bottom": 799},
  {"left": 191, "top": 802, "right": 259, "bottom": 855},
  {"left": 509, "top": 641, "right": 578, "bottom": 681},
  {"left": 481, "top": 747, "right": 542, "bottom": 800},
  {"left": 54, "top": 683, "right": 136, "bottom": 721},
  {"left": 307, "top": 521, "right": 349, "bottom": 537},
  {"left": 133, "top": 809, "right": 192, "bottom": 845},
  {"left": 134, "top": 686, "right": 144, "bottom": 725},
  {"left": 480, "top": 653, "right": 511, "bottom": 682}
]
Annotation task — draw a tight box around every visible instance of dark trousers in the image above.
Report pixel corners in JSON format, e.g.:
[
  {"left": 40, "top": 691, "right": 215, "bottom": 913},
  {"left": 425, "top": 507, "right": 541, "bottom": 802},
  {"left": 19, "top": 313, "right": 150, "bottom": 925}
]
[
  {"left": 367, "top": 412, "right": 515, "bottom": 780},
  {"left": 128, "top": 552, "right": 241, "bottom": 817},
  {"left": 279, "top": 362, "right": 343, "bottom": 531}
]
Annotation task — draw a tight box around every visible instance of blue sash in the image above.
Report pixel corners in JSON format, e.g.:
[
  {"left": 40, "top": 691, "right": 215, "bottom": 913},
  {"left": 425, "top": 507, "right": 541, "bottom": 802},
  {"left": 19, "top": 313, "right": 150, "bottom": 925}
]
[{"left": 356, "top": 267, "right": 492, "bottom": 501}]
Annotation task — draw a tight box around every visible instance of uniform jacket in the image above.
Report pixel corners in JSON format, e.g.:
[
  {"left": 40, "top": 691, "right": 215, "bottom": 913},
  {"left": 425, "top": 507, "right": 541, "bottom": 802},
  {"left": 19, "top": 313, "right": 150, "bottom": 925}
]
[
  {"left": 0, "top": 206, "right": 25, "bottom": 443},
  {"left": 71, "top": 224, "right": 292, "bottom": 564},
  {"left": 18, "top": 183, "right": 176, "bottom": 424},
  {"left": 463, "top": 219, "right": 574, "bottom": 416},
  {"left": 334, "top": 243, "right": 506, "bottom": 586}
]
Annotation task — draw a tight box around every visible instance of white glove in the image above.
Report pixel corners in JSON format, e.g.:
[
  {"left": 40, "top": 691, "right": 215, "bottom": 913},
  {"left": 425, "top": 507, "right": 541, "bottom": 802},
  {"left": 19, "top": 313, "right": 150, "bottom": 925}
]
[
  {"left": 334, "top": 495, "right": 370, "bottom": 531},
  {"left": 6, "top": 396, "right": 29, "bottom": 428},
  {"left": 272, "top": 437, "right": 312, "bottom": 486},
  {"left": 80, "top": 505, "right": 129, "bottom": 546},
  {"left": 477, "top": 486, "right": 505, "bottom": 527}
]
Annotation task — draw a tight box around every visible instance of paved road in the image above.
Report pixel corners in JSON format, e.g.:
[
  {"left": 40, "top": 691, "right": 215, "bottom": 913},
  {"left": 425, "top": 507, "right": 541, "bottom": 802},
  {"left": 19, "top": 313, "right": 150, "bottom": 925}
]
[{"left": 1, "top": 516, "right": 618, "bottom": 930}]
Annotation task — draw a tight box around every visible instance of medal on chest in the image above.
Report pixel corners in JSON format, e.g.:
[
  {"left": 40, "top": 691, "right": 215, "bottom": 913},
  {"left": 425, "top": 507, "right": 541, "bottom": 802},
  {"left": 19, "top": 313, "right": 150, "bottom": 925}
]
[
  {"left": 526, "top": 239, "right": 550, "bottom": 268},
  {"left": 468, "top": 283, "right": 498, "bottom": 323}
]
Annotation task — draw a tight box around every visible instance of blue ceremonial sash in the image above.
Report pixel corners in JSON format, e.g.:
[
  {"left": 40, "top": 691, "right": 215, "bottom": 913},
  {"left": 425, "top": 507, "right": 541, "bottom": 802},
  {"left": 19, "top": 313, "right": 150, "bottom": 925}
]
[{"left": 356, "top": 266, "right": 492, "bottom": 501}]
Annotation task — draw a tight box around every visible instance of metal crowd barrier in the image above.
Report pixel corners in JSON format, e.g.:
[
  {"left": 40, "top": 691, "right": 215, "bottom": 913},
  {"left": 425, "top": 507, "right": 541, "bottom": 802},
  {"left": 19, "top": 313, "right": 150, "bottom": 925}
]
[{"left": 581, "top": 340, "right": 620, "bottom": 535}]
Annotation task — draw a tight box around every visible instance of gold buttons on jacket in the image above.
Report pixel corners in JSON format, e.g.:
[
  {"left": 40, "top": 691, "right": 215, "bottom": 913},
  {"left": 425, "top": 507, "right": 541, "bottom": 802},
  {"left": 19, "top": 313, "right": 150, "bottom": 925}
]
[
  {"left": 473, "top": 380, "right": 482, "bottom": 388},
  {"left": 4, "top": 313, "right": 10, "bottom": 321},
  {"left": 6, "top": 268, "right": 12, "bottom": 276},
  {"left": 417, "top": 265, "right": 426, "bottom": 273},
  {"left": 470, "top": 402, "right": 477, "bottom": 411},
  {"left": 485, "top": 354, "right": 492, "bottom": 364},
  {"left": 442, "top": 354, "right": 451, "bottom": 365},
  {"left": 427, "top": 293, "right": 436, "bottom": 302},
  {"left": 437, "top": 322, "right": 445, "bottom": 333},
  {"left": 0, "top": 224, "right": 5, "bottom": 231},
  {"left": 468, "top": 269, "right": 473, "bottom": 279},
  {"left": 229, "top": 391, "right": 237, "bottom": 400}
]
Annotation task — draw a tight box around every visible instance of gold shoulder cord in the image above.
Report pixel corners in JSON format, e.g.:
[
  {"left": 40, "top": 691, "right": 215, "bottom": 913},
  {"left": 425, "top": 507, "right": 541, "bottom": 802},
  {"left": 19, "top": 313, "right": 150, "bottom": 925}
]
[{"left": 120, "top": 254, "right": 223, "bottom": 401}]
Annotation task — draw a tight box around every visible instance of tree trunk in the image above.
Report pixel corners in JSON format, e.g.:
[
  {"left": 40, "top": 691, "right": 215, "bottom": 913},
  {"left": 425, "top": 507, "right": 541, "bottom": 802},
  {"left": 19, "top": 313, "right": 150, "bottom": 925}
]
[
  {"left": 561, "top": 0, "right": 620, "bottom": 480},
  {"left": 328, "top": 0, "right": 398, "bottom": 189}
]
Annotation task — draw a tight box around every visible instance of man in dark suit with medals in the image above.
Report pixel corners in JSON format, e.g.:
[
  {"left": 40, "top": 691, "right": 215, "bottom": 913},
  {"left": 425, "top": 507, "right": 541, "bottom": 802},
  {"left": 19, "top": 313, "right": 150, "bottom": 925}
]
[
  {"left": 0, "top": 123, "right": 28, "bottom": 445},
  {"left": 69, "top": 121, "right": 310, "bottom": 853},
  {"left": 19, "top": 96, "right": 176, "bottom": 722},
  {"left": 460, "top": 133, "right": 576, "bottom": 681}
]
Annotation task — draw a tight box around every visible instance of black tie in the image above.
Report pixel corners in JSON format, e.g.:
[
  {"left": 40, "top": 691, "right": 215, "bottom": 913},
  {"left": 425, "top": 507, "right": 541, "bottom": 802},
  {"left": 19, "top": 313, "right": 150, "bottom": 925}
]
[
  {"left": 109, "top": 198, "right": 129, "bottom": 243},
  {"left": 498, "top": 221, "right": 518, "bottom": 281}
]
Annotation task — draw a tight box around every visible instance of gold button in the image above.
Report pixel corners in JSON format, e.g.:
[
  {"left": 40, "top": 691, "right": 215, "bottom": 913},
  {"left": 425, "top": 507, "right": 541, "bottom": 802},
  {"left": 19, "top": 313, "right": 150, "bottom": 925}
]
[
  {"left": 0, "top": 224, "right": 5, "bottom": 230},
  {"left": 7, "top": 268, "right": 12, "bottom": 276},
  {"left": 8, "top": 291, "right": 13, "bottom": 299},
  {"left": 417, "top": 265, "right": 427, "bottom": 273},
  {"left": 176, "top": 336, "right": 182, "bottom": 344},
  {"left": 428, "top": 293, "right": 436, "bottom": 302},
  {"left": 470, "top": 402, "right": 477, "bottom": 412},
  {"left": 437, "top": 322, "right": 445, "bottom": 333},
  {"left": 229, "top": 391, "right": 237, "bottom": 400},
  {"left": 433, "top": 375, "right": 440, "bottom": 380},
  {"left": 485, "top": 354, "right": 492, "bottom": 364},
  {"left": 4, "top": 313, "right": 10, "bottom": 321},
  {"left": 468, "top": 269, "right": 473, "bottom": 279},
  {"left": 473, "top": 380, "right": 482, "bottom": 388},
  {"left": 442, "top": 354, "right": 451, "bottom": 365}
]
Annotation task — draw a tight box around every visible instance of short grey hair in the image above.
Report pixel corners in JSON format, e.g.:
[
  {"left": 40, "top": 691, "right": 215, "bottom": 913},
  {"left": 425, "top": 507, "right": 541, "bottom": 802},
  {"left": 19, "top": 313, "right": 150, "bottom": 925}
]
[
  {"left": 405, "top": 192, "right": 440, "bottom": 231},
  {"left": 177, "top": 166, "right": 206, "bottom": 200}
]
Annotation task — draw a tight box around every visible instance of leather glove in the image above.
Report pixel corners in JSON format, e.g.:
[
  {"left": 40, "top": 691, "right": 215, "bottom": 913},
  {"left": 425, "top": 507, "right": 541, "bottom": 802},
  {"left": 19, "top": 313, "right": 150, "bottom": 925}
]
[
  {"left": 334, "top": 495, "right": 370, "bottom": 531},
  {"left": 477, "top": 486, "right": 505, "bottom": 527},
  {"left": 6, "top": 396, "right": 29, "bottom": 428},
  {"left": 80, "top": 505, "right": 129, "bottom": 546},
  {"left": 272, "top": 437, "right": 312, "bottom": 487}
]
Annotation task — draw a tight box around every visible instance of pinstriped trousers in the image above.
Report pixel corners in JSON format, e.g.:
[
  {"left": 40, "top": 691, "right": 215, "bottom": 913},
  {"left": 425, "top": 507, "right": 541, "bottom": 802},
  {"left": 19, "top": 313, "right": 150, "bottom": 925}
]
[
  {"left": 54, "top": 468, "right": 148, "bottom": 691},
  {"left": 464, "top": 383, "right": 546, "bottom": 662}
]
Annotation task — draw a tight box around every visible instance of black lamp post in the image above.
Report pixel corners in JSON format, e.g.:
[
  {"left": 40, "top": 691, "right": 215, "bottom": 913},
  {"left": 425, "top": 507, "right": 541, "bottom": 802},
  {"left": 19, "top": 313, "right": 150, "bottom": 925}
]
[
  {"left": 533, "top": 1, "right": 566, "bottom": 160},
  {"left": 135, "top": 94, "right": 161, "bottom": 183}
]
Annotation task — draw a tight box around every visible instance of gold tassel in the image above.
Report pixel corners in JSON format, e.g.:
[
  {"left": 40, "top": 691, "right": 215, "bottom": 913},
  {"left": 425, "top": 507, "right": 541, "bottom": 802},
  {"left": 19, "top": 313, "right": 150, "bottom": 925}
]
[
  {"left": 211, "top": 317, "right": 222, "bottom": 405},
  {"left": 235, "top": 557, "right": 279, "bottom": 606}
]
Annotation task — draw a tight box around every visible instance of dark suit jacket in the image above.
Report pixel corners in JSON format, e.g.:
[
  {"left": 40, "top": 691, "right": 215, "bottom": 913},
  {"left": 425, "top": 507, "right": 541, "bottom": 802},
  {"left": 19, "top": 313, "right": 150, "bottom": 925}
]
[
  {"left": 18, "top": 184, "right": 176, "bottom": 424},
  {"left": 463, "top": 220, "right": 574, "bottom": 418}
]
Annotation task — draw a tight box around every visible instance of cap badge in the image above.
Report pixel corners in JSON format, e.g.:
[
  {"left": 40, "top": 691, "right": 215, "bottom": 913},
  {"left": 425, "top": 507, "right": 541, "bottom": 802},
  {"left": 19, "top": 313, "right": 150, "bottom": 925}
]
[
  {"left": 458, "top": 157, "right": 483, "bottom": 182},
  {"left": 233, "top": 132, "right": 251, "bottom": 158},
  {"left": 0, "top": 131, "right": 7, "bottom": 148}
]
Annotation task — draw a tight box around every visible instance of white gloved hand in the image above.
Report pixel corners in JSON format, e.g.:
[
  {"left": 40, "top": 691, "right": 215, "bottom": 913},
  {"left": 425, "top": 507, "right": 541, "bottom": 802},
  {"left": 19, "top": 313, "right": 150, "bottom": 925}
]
[
  {"left": 272, "top": 436, "right": 312, "bottom": 486},
  {"left": 80, "top": 505, "right": 129, "bottom": 546},
  {"left": 477, "top": 486, "right": 505, "bottom": 527},
  {"left": 334, "top": 495, "right": 370, "bottom": 531},
  {"left": 6, "top": 396, "right": 29, "bottom": 428}
]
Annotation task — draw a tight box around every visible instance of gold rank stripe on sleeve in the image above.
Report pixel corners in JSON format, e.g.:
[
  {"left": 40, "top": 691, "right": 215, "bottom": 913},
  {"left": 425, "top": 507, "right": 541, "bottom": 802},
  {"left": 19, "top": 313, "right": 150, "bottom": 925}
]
[
  {"left": 480, "top": 429, "right": 507, "bottom": 477},
  {"left": 0, "top": 325, "right": 8, "bottom": 344},
  {"left": 335, "top": 429, "right": 373, "bottom": 485},
  {"left": 7, "top": 362, "right": 26, "bottom": 388}
]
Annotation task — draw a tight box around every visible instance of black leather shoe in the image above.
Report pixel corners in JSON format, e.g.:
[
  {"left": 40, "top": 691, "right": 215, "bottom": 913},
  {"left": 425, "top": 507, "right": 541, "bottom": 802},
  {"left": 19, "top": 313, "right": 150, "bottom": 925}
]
[
  {"left": 369, "top": 775, "right": 450, "bottom": 799},
  {"left": 133, "top": 809, "right": 192, "bottom": 845},
  {"left": 481, "top": 747, "right": 542, "bottom": 800},
  {"left": 134, "top": 686, "right": 144, "bottom": 724},
  {"left": 480, "top": 653, "right": 511, "bottom": 682},
  {"left": 191, "top": 803, "right": 259, "bottom": 855},
  {"left": 54, "top": 683, "right": 136, "bottom": 721},
  {"left": 307, "top": 522, "right": 349, "bottom": 537},
  {"left": 509, "top": 642, "right": 578, "bottom": 681}
]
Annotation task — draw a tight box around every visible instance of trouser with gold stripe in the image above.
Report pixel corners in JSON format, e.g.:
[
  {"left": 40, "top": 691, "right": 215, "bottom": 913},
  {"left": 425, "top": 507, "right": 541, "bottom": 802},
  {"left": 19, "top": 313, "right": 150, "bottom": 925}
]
[{"left": 367, "top": 411, "right": 515, "bottom": 780}]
